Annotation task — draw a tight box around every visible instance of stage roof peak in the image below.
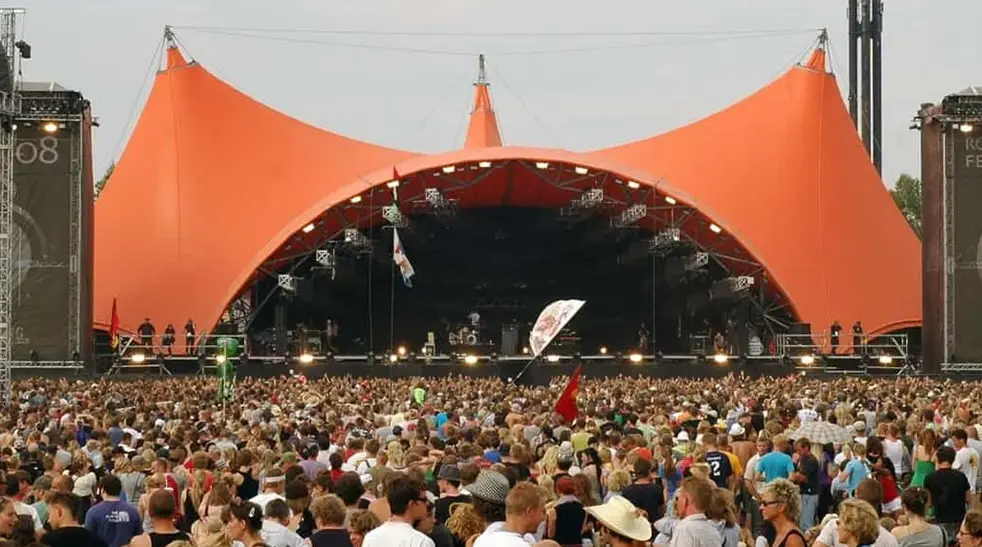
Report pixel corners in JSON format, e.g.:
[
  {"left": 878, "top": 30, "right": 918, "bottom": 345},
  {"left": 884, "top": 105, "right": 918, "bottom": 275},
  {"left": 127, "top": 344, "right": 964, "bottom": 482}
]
[{"left": 464, "top": 54, "right": 502, "bottom": 149}]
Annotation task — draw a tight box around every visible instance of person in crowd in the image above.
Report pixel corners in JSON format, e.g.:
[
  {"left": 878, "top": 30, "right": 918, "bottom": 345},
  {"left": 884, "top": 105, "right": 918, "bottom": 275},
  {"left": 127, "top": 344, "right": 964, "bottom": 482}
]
[
  {"left": 85, "top": 475, "right": 142, "bottom": 547},
  {"left": 0, "top": 498, "right": 17, "bottom": 539},
  {"left": 229, "top": 500, "right": 268, "bottom": 547},
  {"left": 890, "top": 487, "right": 945, "bottom": 547},
  {"left": 434, "top": 463, "right": 469, "bottom": 526},
  {"left": 759, "top": 478, "right": 804, "bottom": 547},
  {"left": 362, "top": 475, "right": 434, "bottom": 547},
  {"left": 621, "top": 456, "right": 664, "bottom": 523},
  {"left": 958, "top": 511, "right": 982, "bottom": 547},
  {"left": 262, "top": 498, "right": 304, "bottom": 547},
  {"left": 348, "top": 510, "right": 382, "bottom": 547},
  {"left": 814, "top": 479, "right": 899, "bottom": 547},
  {"left": 129, "top": 489, "right": 193, "bottom": 547},
  {"left": 789, "top": 437, "right": 821, "bottom": 530},
  {"left": 925, "top": 446, "right": 972, "bottom": 541},
  {"left": 585, "top": 495, "right": 652, "bottom": 547},
  {"left": 545, "top": 475, "right": 586, "bottom": 546},
  {"left": 836, "top": 499, "right": 881, "bottom": 547},
  {"left": 670, "top": 477, "right": 720, "bottom": 547},
  {"left": 758, "top": 436, "right": 794, "bottom": 484},
  {"left": 305, "top": 494, "right": 352, "bottom": 547},
  {"left": 41, "top": 491, "right": 109, "bottom": 547},
  {"left": 252, "top": 467, "right": 288, "bottom": 514},
  {"left": 475, "top": 482, "right": 547, "bottom": 547}
]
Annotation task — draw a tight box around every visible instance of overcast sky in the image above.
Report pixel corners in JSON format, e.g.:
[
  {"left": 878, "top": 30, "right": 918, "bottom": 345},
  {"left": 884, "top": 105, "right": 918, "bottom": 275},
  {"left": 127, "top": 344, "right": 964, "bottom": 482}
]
[{"left": 17, "top": 0, "right": 982, "bottom": 186}]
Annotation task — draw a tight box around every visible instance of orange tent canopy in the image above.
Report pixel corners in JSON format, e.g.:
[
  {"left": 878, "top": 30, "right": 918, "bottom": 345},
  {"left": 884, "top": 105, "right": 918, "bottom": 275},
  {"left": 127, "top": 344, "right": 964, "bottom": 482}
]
[{"left": 94, "top": 44, "right": 920, "bottom": 340}]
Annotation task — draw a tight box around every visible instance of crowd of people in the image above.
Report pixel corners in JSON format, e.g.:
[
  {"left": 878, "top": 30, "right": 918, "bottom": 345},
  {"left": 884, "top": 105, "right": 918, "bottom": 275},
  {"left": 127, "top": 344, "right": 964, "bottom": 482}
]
[{"left": 0, "top": 373, "right": 980, "bottom": 547}]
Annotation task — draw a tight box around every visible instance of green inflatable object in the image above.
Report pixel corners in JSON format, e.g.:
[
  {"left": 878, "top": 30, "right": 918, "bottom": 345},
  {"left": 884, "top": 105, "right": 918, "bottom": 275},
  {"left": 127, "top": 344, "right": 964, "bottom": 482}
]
[{"left": 216, "top": 337, "right": 240, "bottom": 356}]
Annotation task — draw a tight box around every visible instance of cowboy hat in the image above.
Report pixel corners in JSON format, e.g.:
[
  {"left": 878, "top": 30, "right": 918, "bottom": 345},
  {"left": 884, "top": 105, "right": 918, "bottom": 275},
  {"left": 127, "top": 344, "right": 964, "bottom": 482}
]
[{"left": 585, "top": 496, "right": 652, "bottom": 542}]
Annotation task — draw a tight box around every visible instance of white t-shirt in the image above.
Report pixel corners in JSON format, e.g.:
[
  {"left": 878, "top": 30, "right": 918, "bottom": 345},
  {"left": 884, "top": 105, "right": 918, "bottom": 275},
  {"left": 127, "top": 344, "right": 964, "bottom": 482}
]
[
  {"left": 362, "top": 521, "right": 435, "bottom": 547},
  {"left": 817, "top": 519, "right": 899, "bottom": 547},
  {"left": 250, "top": 492, "right": 286, "bottom": 514},
  {"left": 14, "top": 501, "right": 42, "bottom": 532},
  {"left": 474, "top": 522, "right": 535, "bottom": 547},
  {"left": 883, "top": 439, "right": 906, "bottom": 475},
  {"left": 262, "top": 519, "right": 304, "bottom": 547},
  {"left": 954, "top": 446, "right": 980, "bottom": 491}
]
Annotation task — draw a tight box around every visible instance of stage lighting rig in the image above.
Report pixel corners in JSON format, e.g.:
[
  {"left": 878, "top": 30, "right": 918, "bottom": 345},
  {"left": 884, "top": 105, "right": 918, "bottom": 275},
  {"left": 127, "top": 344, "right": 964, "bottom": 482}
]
[
  {"left": 423, "top": 188, "right": 458, "bottom": 215},
  {"left": 652, "top": 227, "right": 681, "bottom": 249},
  {"left": 684, "top": 252, "right": 709, "bottom": 272},
  {"left": 343, "top": 228, "right": 371, "bottom": 251},
  {"left": 573, "top": 188, "right": 604, "bottom": 210},
  {"left": 277, "top": 275, "right": 297, "bottom": 292},
  {"left": 612, "top": 204, "right": 647, "bottom": 228},
  {"left": 723, "top": 276, "right": 755, "bottom": 293},
  {"left": 315, "top": 248, "right": 337, "bottom": 280},
  {"left": 382, "top": 204, "right": 409, "bottom": 228}
]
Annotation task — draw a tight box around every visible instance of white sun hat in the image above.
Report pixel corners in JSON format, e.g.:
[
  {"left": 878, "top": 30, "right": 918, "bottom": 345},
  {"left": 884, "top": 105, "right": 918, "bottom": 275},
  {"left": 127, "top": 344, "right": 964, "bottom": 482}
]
[{"left": 584, "top": 496, "right": 652, "bottom": 542}]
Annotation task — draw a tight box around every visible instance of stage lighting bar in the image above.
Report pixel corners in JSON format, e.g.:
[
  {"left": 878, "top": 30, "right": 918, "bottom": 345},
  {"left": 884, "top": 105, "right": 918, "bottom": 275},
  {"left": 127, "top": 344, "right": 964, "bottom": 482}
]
[
  {"left": 685, "top": 252, "right": 709, "bottom": 272},
  {"left": 652, "top": 227, "right": 681, "bottom": 249},
  {"left": 569, "top": 188, "right": 604, "bottom": 213},
  {"left": 724, "top": 276, "right": 755, "bottom": 293},
  {"left": 382, "top": 204, "right": 409, "bottom": 228},
  {"left": 612, "top": 204, "right": 647, "bottom": 228},
  {"left": 423, "top": 187, "right": 457, "bottom": 213},
  {"left": 943, "top": 93, "right": 982, "bottom": 118},
  {"left": 277, "top": 274, "right": 297, "bottom": 292},
  {"left": 315, "top": 249, "right": 336, "bottom": 268},
  {"left": 343, "top": 228, "right": 371, "bottom": 249}
]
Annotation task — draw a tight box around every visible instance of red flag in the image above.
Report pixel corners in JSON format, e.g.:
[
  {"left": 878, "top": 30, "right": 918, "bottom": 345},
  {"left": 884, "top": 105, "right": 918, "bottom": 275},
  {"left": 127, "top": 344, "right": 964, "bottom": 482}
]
[
  {"left": 554, "top": 364, "right": 582, "bottom": 422},
  {"left": 109, "top": 298, "right": 120, "bottom": 349}
]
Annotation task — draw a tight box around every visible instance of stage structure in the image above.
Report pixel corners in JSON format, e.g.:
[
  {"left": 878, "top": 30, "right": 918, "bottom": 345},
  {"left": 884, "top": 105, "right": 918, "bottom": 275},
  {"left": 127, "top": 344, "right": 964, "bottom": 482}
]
[
  {"left": 10, "top": 84, "right": 93, "bottom": 370},
  {"left": 919, "top": 88, "right": 982, "bottom": 373},
  {"left": 93, "top": 30, "right": 921, "bottom": 363},
  {"left": 0, "top": 8, "right": 26, "bottom": 404}
]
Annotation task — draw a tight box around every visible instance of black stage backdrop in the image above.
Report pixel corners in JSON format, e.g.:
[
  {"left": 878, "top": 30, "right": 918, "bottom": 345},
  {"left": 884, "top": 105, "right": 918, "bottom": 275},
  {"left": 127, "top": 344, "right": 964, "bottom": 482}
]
[
  {"left": 952, "top": 130, "right": 982, "bottom": 362},
  {"left": 10, "top": 123, "right": 73, "bottom": 360}
]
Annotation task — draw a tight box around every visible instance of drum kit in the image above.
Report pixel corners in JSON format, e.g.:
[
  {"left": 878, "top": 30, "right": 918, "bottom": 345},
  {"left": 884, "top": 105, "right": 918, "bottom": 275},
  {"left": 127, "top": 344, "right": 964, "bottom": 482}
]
[{"left": 448, "top": 325, "right": 480, "bottom": 346}]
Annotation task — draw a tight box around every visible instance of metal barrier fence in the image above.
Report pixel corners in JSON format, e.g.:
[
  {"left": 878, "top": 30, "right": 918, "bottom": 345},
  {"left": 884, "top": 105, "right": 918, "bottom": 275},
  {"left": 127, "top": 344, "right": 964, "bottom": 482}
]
[
  {"left": 776, "top": 332, "right": 908, "bottom": 358},
  {"left": 118, "top": 333, "right": 249, "bottom": 357}
]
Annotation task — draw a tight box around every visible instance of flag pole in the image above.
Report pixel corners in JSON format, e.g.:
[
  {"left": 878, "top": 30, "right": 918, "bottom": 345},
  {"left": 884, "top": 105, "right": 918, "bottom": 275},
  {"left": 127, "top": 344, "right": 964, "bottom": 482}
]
[
  {"left": 389, "top": 227, "right": 396, "bottom": 377},
  {"left": 510, "top": 355, "right": 537, "bottom": 384}
]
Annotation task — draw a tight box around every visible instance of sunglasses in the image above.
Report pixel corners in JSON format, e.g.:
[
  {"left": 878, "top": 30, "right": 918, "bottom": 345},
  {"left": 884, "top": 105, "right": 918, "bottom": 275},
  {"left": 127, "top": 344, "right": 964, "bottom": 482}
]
[{"left": 759, "top": 500, "right": 782, "bottom": 508}]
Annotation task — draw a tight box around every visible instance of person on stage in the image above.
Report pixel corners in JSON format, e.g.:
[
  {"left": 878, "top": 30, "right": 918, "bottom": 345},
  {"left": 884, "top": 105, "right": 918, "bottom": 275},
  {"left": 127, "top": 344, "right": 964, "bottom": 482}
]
[
  {"left": 184, "top": 318, "right": 196, "bottom": 355},
  {"left": 829, "top": 320, "right": 842, "bottom": 355},
  {"left": 637, "top": 323, "right": 649, "bottom": 352}
]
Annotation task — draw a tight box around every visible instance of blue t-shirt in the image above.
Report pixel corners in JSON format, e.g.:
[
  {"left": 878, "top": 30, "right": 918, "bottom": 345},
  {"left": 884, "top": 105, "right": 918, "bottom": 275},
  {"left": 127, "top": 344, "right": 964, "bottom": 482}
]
[
  {"left": 483, "top": 449, "right": 502, "bottom": 464},
  {"left": 844, "top": 459, "right": 870, "bottom": 493},
  {"left": 757, "top": 451, "right": 794, "bottom": 482},
  {"left": 84, "top": 499, "right": 142, "bottom": 547}
]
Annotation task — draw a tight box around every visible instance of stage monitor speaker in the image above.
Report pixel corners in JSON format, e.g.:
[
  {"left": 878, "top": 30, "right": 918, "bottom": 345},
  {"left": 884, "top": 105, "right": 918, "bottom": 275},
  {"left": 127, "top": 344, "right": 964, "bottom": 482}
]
[
  {"left": 12, "top": 91, "right": 93, "bottom": 363},
  {"left": 946, "top": 127, "right": 982, "bottom": 362}
]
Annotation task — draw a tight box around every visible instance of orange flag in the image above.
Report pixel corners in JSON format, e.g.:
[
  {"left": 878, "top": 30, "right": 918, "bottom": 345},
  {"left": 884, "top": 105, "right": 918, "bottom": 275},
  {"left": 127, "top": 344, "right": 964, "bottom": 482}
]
[
  {"left": 554, "top": 364, "right": 582, "bottom": 423},
  {"left": 109, "top": 298, "right": 120, "bottom": 349}
]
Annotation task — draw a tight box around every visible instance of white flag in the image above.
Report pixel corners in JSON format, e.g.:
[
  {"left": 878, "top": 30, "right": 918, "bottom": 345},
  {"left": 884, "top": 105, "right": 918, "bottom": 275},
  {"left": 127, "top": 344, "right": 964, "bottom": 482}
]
[
  {"left": 529, "top": 299, "right": 585, "bottom": 357},
  {"left": 393, "top": 228, "right": 415, "bottom": 288}
]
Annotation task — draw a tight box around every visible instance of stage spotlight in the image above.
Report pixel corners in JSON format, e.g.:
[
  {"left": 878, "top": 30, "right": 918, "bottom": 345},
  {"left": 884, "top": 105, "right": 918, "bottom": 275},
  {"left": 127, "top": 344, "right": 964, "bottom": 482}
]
[
  {"left": 664, "top": 196, "right": 677, "bottom": 205},
  {"left": 799, "top": 354, "right": 815, "bottom": 366},
  {"left": 599, "top": 346, "right": 608, "bottom": 355},
  {"left": 131, "top": 353, "right": 146, "bottom": 364},
  {"left": 628, "top": 353, "right": 643, "bottom": 363},
  {"left": 216, "top": 354, "right": 227, "bottom": 364},
  {"left": 521, "top": 346, "right": 529, "bottom": 355},
  {"left": 713, "top": 353, "right": 728, "bottom": 364},
  {"left": 42, "top": 122, "right": 58, "bottom": 133},
  {"left": 574, "top": 166, "right": 589, "bottom": 175},
  {"left": 961, "top": 123, "right": 974, "bottom": 133},
  {"left": 302, "top": 223, "right": 315, "bottom": 234},
  {"left": 626, "top": 180, "right": 640, "bottom": 189},
  {"left": 350, "top": 195, "right": 362, "bottom": 204},
  {"left": 442, "top": 165, "right": 456, "bottom": 174},
  {"left": 299, "top": 353, "right": 314, "bottom": 364},
  {"left": 878, "top": 355, "right": 893, "bottom": 365},
  {"left": 388, "top": 354, "right": 398, "bottom": 364},
  {"left": 386, "top": 180, "right": 400, "bottom": 189},
  {"left": 463, "top": 354, "right": 478, "bottom": 365},
  {"left": 535, "top": 162, "right": 549, "bottom": 169},
  {"left": 478, "top": 161, "right": 492, "bottom": 168},
  {"left": 546, "top": 354, "right": 560, "bottom": 363},
  {"left": 397, "top": 346, "right": 407, "bottom": 356},
  {"left": 709, "top": 223, "right": 722, "bottom": 234}
]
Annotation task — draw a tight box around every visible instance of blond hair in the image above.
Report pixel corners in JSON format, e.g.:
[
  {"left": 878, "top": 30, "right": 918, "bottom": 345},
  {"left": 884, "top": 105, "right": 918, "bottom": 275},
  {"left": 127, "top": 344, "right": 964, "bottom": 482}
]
[
  {"left": 838, "top": 499, "right": 879, "bottom": 545},
  {"left": 762, "top": 478, "right": 801, "bottom": 524}
]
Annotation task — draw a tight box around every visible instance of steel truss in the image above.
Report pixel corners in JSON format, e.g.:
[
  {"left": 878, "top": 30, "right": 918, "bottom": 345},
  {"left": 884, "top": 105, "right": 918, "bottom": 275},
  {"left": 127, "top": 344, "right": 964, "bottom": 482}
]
[
  {"left": 0, "top": 9, "right": 24, "bottom": 405},
  {"left": 243, "top": 159, "right": 790, "bottom": 331}
]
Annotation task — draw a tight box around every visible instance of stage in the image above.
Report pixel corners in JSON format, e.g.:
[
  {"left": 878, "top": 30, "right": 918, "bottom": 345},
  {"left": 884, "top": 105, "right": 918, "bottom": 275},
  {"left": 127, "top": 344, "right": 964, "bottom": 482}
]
[{"left": 86, "top": 352, "right": 920, "bottom": 384}]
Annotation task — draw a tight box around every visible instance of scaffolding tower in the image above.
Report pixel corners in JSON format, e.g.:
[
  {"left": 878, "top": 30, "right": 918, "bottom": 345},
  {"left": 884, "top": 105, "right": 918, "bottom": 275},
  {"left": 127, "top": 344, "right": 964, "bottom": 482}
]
[{"left": 0, "top": 8, "right": 24, "bottom": 405}]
